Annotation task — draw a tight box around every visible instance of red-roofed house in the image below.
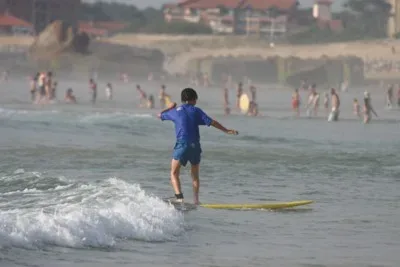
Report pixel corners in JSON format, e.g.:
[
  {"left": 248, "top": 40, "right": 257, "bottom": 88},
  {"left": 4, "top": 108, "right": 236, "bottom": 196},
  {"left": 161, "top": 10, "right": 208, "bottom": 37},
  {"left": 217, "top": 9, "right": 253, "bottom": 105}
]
[
  {"left": 0, "top": 0, "right": 80, "bottom": 35},
  {"left": 163, "top": 0, "right": 297, "bottom": 36},
  {"left": 0, "top": 13, "right": 33, "bottom": 35}
]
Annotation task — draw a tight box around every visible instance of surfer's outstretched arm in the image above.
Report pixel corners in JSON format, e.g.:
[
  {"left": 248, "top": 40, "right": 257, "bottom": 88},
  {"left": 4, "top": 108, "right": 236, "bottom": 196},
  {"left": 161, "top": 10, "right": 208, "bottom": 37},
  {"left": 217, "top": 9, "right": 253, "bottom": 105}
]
[
  {"left": 211, "top": 120, "right": 238, "bottom": 135},
  {"left": 157, "top": 102, "right": 177, "bottom": 118}
]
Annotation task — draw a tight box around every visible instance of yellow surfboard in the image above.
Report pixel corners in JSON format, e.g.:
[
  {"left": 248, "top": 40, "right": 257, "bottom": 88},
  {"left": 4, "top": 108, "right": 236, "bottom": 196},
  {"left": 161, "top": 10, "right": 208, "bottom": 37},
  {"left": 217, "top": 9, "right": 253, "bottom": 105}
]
[
  {"left": 165, "top": 199, "right": 313, "bottom": 211},
  {"left": 200, "top": 200, "right": 313, "bottom": 210},
  {"left": 239, "top": 93, "right": 250, "bottom": 114}
]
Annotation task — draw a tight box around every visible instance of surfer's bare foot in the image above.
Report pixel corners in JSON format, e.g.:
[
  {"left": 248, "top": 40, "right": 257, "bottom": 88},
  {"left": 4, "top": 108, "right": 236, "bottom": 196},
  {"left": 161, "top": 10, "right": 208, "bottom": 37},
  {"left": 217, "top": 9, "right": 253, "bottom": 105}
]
[{"left": 194, "top": 199, "right": 200, "bottom": 205}]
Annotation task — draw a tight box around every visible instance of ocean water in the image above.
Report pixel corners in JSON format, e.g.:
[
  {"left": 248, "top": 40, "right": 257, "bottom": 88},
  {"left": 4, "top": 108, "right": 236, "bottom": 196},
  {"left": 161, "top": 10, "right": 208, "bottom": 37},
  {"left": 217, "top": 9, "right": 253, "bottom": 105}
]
[{"left": 0, "top": 78, "right": 399, "bottom": 267}]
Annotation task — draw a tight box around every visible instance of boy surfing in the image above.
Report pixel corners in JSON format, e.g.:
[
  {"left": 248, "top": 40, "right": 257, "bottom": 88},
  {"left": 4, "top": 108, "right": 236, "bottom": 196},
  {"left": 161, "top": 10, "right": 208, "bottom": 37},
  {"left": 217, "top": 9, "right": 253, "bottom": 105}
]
[{"left": 158, "top": 88, "right": 238, "bottom": 205}]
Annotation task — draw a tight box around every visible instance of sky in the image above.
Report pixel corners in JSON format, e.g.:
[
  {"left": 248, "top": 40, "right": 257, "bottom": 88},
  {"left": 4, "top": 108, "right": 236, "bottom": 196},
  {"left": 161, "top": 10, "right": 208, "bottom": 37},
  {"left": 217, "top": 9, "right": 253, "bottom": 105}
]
[{"left": 83, "top": 0, "right": 345, "bottom": 10}]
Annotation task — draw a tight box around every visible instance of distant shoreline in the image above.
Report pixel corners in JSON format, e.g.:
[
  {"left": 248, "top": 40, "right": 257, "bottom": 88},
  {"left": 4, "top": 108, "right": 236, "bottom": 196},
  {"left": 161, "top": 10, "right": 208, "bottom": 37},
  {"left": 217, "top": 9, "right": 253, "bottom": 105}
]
[
  {"left": 102, "top": 34, "right": 400, "bottom": 60},
  {"left": 2, "top": 34, "right": 400, "bottom": 60}
]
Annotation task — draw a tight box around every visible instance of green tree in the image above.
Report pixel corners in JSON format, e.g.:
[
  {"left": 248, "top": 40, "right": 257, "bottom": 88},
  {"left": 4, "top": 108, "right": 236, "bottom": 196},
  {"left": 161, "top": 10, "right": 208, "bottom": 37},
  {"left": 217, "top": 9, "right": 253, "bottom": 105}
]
[
  {"left": 80, "top": 2, "right": 112, "bottom": 21},
  {"left": 342, "top": 0, "right": 391, "bottom": 38},
  {"left": 288, "top": 0, "right": 392, "bottom": 44}
]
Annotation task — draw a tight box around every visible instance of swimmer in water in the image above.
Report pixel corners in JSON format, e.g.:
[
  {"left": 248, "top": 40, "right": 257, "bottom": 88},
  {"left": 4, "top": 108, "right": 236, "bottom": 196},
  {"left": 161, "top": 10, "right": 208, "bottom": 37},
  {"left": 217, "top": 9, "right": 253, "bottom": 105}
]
[
  {"left": 306, "top": 90, "right": 319, "bottom": 117},
  {"left": 363, "top": 92, "right": 378, "bottom": 124},
  {"left": 306, "top": 90, "right": 315, "bottom": 117},
  {"left": 353, "top": 98, "right": 361, "bottom": 118},
  {"left": 292, "top": 88, "right": 301, "bottom": 117},
  {"left": 323, "top": 92, "right": 329, "bottom": 114},
  {"left": 248, "top": 86, "right": 258, "bottom": 116},
  {"left": 46, "top": 71, "right": 53, "bottom": 100},
  {"left": 248, "top": 101, "right": 258, "bottom": 116},
  {"left": 105, "top": 83, "right": 113, "bottom": 100},
  {"left": 328, "top": 88, "right": 340, "bottom": 122},
  {"left": 236, "top": 82, "right": 243, "bottom": 109},
  {"left": 37, "top": 72, "right": 46, "bottom": 104},
  {"left": 51, "top": 81, "right": 57, "bottom": 101},
  {"left": 223, "top": 88, "right": 230, "bottom": 115},
  {"left": 65, "top": 88, "right": 77, "bottom": 104},
  {"left": 398, "top": 86, "right": 400, "bottom": 107},
  {"left": 386, "top": 85, "right": 393, "bottom": 108},
  {"left": 159, "top": 85, "right": 170, "bottom": 109},
  {"left": 30, "top": 73, "right": 39, "bottom": 102},
  {"left": 136, "top": 84, "right": 147, "bottom": 107},
  {"left": 312, "top": 91, "right": 320, "bottom": 116},
  {"left": 158, "top": 88, "right": 238, "bottom": 205},
  {"left": 89, "top": 78, "right": 97, "bottom": 104},
  {"left": 147, "top": 94, "right": 155, "bottom": 109}
]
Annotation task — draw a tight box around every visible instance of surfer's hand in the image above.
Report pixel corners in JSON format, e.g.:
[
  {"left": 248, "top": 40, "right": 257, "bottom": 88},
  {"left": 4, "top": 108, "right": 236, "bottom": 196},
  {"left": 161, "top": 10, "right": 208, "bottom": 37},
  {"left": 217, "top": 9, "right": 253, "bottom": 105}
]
[{"left": 226, "top": 129, "right": 239, "bottom": 135}]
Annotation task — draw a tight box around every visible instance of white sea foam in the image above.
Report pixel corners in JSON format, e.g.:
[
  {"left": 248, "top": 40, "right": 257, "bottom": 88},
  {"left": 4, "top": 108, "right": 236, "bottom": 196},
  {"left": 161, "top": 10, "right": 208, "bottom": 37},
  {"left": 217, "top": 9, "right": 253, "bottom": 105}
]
[
  {"left": 0, "top": 108, "right": 59, "bottom": 118},
  {"left": 0, "top": 175, "right": 184, "bottom": 249},
  {"left": 78, "top": 112, "right": 153, "bottom": 124}
]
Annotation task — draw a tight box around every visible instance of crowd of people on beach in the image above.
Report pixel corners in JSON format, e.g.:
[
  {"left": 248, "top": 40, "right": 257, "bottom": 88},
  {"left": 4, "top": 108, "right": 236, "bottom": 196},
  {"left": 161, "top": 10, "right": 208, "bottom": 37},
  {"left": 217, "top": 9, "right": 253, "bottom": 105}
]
[
  {"left": 27, "top": 71, "right": 175, "bottom": 109},
  {"left": 290, "top": 81, "right": 400, "bottom": 124},
  {"left": 24, "top": 70, "right": 400, "bottom": 124}
]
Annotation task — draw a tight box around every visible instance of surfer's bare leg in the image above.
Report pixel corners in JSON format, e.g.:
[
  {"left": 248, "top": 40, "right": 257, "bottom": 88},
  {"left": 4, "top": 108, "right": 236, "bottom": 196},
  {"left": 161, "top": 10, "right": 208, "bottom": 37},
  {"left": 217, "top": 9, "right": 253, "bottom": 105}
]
[
  {"left": 170, "top": 159, "right": 183, "bottom": 200},
  {"left": 191, "top": 164, "right": 200, "bottom": 205}
]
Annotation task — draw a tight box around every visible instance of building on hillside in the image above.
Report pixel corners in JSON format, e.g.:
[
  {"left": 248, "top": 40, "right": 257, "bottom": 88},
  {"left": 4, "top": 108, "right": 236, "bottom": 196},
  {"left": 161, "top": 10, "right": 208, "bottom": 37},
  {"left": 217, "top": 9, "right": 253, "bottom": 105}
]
[
  {"left": 0, "top": 0, "right": 80, "bottom": 35},
  {"left": 163, "top": 0, "right": 298, "bottom": 37},
  {"left": 313, "top": 0, "right": 342, "bottom": 33},
  {"left": 0, "top": 12, "right": 33, "bottom": 35},
  {"left": 313, "top": 0, "right": 332, "bottom": 21},
  {"left": 387, "top": 0, "right": 400, "bottom": 38}
]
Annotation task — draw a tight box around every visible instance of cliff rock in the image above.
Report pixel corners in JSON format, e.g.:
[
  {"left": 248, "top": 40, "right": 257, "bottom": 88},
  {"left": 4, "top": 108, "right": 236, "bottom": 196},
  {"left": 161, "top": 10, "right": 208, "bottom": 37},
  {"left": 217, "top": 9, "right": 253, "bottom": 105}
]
[{"left": 29, "top": 20, "right": 89, "bottom": 59}]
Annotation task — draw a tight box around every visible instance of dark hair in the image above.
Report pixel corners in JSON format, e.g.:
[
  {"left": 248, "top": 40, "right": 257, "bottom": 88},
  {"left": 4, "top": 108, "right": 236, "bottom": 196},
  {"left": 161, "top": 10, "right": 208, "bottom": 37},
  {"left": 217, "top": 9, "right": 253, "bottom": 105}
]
[{"left": 181, "top": 88, "right": 198, "bottom": 102}]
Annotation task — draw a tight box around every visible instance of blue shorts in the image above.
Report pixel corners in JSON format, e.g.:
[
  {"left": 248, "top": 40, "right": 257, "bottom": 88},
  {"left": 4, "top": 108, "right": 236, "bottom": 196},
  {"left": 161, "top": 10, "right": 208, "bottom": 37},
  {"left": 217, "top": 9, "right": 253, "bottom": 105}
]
[{"left": 173, "top": 141, "right": 202, "bottom": 167}]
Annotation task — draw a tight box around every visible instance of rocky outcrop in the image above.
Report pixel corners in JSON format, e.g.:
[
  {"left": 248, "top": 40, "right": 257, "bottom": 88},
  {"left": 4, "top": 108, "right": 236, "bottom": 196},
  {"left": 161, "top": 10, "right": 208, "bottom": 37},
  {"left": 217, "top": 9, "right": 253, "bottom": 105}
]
[
  {"left": 24, "top": 21, "right": 164, "bottom": 77},
  {"left": 28, "top": 20, "right": 89, "bottom": 59}
]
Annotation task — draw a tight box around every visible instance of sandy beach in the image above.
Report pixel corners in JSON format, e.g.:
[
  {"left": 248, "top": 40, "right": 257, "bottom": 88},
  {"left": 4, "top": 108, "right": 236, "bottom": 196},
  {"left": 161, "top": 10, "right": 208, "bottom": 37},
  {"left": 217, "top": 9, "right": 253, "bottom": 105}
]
[{"left": 3, "top": 34, "right": 400, "bottom": 60}]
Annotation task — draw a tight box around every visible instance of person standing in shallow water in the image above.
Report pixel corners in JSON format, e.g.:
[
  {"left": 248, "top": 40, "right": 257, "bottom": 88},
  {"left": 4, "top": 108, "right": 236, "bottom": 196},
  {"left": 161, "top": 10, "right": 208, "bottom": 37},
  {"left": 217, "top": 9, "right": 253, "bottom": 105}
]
[
  {"left": 158, "top": 88, "right": 238, "bottom": 205},
  {"left": 353, "top": 98, "right": 361, "bottom": 118},
  {"left": 89, "top": 79, "right": 97, "bottom": 104},
  {"left": 323, "top": 92, "right": 329, "bottom": 114},
  {"left": 105, "top": 83, "right": 113, "bottom": 100},
  {"left": 363, "top": 92, "right": 378, "bottom": 124},
  {"left": 292, "top": 88, "right": 301, "bottom": 117},
  {"left": 223, "top": 87, "right": 230, "bottom": 115},
  {"left": 236, "top": 82, "right": 243, "bottom": 110},
  {"left": 328, "top": 88, "right": 340, "bottom": 122}
]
